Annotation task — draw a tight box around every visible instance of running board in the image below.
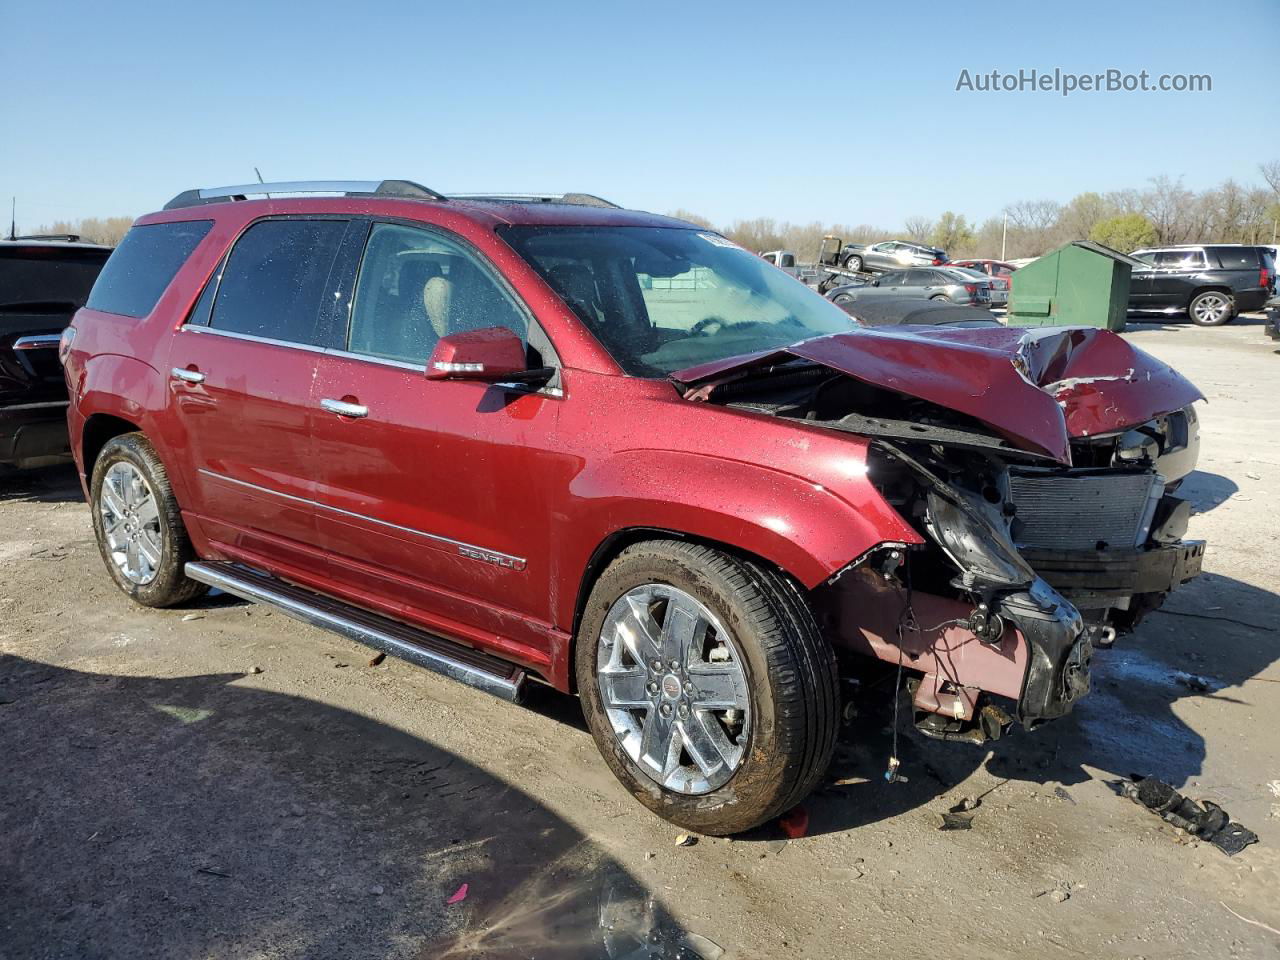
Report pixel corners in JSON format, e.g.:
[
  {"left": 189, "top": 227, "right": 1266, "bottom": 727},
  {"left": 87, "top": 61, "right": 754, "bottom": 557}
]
[{"left": 185, "top": 561, "right": 527, "bottom": 702}]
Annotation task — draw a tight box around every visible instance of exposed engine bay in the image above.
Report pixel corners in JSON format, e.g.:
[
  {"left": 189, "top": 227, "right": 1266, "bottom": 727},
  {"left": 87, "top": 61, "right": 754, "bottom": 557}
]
[{"left": 677, "top": 341, "right": 1206, "bottom": 743}]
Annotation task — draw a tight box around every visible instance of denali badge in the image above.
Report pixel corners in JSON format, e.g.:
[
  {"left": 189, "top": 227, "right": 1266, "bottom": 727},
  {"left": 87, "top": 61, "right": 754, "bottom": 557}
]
[{"left": 458, "top": 545, "right": 527, "bottom": 571}]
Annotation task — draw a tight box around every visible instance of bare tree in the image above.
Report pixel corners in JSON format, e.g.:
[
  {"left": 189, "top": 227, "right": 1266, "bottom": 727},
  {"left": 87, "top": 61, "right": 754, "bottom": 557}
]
[
  {"left": 32, "top": 216, "right": 133, "bottom": 246},
  {"left": 1260, "top": 159, "right": 1280, "bottom": 196},
  {"left": 1138, "top": 175, "right": 1195, "bottom": 244},
  {"left": 667, "top": 208, "right": 714, "bottom": 229},
  {"left": 902, "top": 216, "right": 933, "bottom": 243},
  {"left": 1002, "top": 199, "right": 1062, "bottom": 257}
]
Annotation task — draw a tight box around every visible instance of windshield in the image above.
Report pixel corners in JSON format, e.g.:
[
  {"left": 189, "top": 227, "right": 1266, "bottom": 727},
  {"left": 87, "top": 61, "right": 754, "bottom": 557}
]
[{"left": 499, "top": 225, "right": 856, "bottom": 376}]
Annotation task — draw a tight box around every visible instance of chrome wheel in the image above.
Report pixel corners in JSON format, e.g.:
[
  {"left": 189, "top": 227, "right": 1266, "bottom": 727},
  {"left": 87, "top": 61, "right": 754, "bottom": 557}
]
[
  {"left": 1191, "top": 293, "right": 1229, "bottom": 324},
  {"left": 597, "top": 584, "right": 751, "bottom": 795},
  {"left": 99, "top": 461, "right": 163, "bottom": 585}
]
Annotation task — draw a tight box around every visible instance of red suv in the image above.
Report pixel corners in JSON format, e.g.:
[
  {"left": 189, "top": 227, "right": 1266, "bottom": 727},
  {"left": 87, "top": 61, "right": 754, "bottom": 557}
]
[{"left": 65, "top": 181, "right": 1207, "bottom": 835}]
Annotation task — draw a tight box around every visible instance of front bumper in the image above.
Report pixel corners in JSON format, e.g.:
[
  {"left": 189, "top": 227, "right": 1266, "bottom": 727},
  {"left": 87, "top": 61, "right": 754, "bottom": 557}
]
[
  {"left": 0, "top": 402, "right": 71, "bottom": 468},
  {"left": 1020, "top": 540, "right": 1205, "bottom": 609}
]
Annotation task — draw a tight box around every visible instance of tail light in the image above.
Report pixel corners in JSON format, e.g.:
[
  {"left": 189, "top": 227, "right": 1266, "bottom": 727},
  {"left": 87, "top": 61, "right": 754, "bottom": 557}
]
[
  {"left": 58, "top": 326, "right": 76, "bottom": 364},
  {"left": 964, "top": 284, "right": 977, "bottom": 295},
  {"left": 932, "top": 258, "right": 943, "bottom": 265},
  {"left": 1261, "top": 266, "right": 1272, "bottom": 288}
]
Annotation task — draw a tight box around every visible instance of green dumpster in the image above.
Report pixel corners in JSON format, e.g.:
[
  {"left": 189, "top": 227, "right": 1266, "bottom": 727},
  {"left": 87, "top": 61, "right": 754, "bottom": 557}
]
[{"left": 1006, "top": 240, "right": 1146, "bottom": 331}]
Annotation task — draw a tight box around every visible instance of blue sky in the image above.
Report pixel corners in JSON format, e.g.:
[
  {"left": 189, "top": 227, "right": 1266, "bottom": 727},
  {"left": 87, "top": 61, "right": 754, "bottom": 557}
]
[{"left": 4, "top": 0, "right": 1277, "bottom": 231}]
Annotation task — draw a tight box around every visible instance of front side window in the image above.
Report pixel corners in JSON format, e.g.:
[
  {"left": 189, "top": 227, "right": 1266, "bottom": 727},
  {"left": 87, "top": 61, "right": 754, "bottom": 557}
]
[
  {"left": 501, "top": 226, "right": 854, "bottom": 377},
  {"left": 209, "top": 219, "right": 347, "bottom": 347},
  {"left": 878, "top": 271, "right": 906, "bottom": 285},
  {"left": 86, "top": 220, "right": 213, "bottom": 318},
  {"left": 347, "top": 222, "right": 527, "bottom": 364}
]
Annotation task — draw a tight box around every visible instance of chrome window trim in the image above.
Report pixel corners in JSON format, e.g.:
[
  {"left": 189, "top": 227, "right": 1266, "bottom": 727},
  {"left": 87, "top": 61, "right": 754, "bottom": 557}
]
[
  {"left": 197, "top": 468, "right": 527, "bottom": 570},
  {"left": 323, "top": 346, "right": 425, "bottom": 372},
  {"left": 178, "top": 323, "right": 330, "bottom": 355},
  {"left": 176, "top": 324, "right": 566, "bottom": 393}
]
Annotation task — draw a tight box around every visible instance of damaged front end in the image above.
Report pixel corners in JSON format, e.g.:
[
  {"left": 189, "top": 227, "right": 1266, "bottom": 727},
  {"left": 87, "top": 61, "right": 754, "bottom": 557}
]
[{"left": 674, "top": 326, "right": 1206, "bottom": 741}]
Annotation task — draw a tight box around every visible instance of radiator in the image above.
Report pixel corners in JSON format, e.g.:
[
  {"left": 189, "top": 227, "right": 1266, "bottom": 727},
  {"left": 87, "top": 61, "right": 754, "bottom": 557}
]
[{"left": 1009, "top": 469, "right": 1160, "bottom": 552}]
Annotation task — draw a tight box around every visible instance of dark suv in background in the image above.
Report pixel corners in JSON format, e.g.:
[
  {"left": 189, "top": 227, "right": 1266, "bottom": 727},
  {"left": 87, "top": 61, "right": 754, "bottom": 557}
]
[
  {"left": 1130, "top": 244, "right": 1275, "bottom": 326},
  {"left": 1, "top": 236, "right": 112, "bottom": 469}
]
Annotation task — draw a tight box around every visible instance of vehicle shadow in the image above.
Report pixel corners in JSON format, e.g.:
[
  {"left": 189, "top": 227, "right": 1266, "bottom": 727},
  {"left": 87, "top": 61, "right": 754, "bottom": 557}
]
[
  {"left": 0, "top": 655, "right": 708, "bottom": 960},
  {"left": 1124, "top": 312, "right": 1270, "bottom": 332},
  {"left": 1178, "top": 469, "right": 1239, "bottom": 515},
  {"left": 0, "top": 462, "right": 83, "bottom": 504},
  {"left": 789, "top": 570, "right": 1280, "bottom": 839}
]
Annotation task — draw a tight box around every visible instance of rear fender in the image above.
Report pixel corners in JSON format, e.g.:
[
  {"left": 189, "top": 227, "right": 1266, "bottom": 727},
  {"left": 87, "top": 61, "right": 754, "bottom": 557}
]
[{"left": 73, "top": 354, "right": 193, "bottom": 504}]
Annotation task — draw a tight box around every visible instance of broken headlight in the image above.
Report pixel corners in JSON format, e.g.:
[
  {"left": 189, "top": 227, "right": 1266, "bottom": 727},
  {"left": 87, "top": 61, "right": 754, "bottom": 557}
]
[{"left": 923, "top": 489, "right": 1035, "bottom": 592}]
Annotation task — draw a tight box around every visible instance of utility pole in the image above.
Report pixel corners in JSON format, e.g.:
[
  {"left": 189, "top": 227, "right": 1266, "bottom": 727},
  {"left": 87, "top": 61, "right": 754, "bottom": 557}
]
[{"left": 1000, "top": 212, "right": 1008, "bottom": 261}]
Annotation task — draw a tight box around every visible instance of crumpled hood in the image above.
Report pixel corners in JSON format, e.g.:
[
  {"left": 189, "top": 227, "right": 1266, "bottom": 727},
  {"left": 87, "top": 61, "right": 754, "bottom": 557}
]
[{"left": 673, "top": 326, "right": 1203, "bottom": 464}]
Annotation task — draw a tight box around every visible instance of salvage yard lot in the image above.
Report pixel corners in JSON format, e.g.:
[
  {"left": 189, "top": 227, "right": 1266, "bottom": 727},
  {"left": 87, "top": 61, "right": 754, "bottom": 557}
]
[{"left": 3, "top": 319, "right": 1280, "bottom": 959}]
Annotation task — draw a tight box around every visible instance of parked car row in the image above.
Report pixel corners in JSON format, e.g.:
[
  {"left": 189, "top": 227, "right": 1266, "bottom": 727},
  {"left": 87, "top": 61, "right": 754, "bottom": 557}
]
[
  {"left": 47, "top": 180, "right": 1209, "bottom": 835},
  {"left": 763, "top": 238, "right": 1276, "bottom": 328},
  {"left": 825, "top": 266, "right": 1002, "bottom": 309}
]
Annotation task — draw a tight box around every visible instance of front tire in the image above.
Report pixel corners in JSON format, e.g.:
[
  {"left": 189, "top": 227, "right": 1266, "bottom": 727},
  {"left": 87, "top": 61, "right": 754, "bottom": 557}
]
[
  {"left": 843, "top": 254, "right": 864, "bottom": 272},
  {"left": 1188, "top": 290, "right": 1234, "bottom": 326},
  {"left": 575, "top": 540, "right": 838, "bottom": 835},
  {"left": 90, "top": 433, "right": 207, "bottom": 607}
]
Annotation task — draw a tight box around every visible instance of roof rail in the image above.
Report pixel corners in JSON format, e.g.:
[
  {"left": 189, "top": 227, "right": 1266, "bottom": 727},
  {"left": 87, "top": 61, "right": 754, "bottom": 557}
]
[
  {"left": 162, "top": 179, "right": 446, "bottom": 211},
  {"left": 451, "top": 192, "right": 621, "bottom": 209}
]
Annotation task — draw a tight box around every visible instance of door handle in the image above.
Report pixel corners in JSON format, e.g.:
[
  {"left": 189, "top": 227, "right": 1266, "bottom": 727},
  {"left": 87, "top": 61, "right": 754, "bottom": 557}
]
[
  {"left": 320, "top": 398, "right": 369, "bottom": 418},
  {"left": 171, "top": 367, "right": 205, "bottom": 384}
]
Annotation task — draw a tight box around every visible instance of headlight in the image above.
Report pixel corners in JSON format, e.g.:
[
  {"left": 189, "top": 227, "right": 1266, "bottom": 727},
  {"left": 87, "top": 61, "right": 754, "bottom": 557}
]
[{"left": 923, "top": 489, "right": 1035, "bottom": 591}]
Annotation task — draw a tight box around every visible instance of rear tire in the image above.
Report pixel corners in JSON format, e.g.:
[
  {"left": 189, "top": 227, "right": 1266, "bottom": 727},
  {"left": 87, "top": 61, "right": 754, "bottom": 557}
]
[
  {"left": 1188, "top": 290, "right": 1234, "bottom": 326},
  {"left": 90, "top": 433, "right": 207, "bottom": 608},
  {"left": 930, "top": 294, "right": 951, "bottom": 302},
  {"left": 575, "top": 540, "right": 839, "bottom": 836}
]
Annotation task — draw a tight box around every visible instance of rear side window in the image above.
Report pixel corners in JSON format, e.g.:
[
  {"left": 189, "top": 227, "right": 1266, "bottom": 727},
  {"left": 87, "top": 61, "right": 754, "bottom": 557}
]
[
  {"left": 1210, "top": 247, "right": 1261, "bottom": 269},
  {"left": 1154, "top": 250, "right": 1206, "bottom": 269},
  {"left": 210, "top": 219, "right": 347, "bottom": 347},
  {"left": 85, "top": 220, "right": 213, "bottom": 318}
]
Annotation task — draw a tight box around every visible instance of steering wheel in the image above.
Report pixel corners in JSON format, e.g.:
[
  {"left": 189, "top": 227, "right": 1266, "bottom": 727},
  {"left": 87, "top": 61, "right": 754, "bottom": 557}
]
[{"left": 691, "top": 317, "right": 725, "bottom": 337}]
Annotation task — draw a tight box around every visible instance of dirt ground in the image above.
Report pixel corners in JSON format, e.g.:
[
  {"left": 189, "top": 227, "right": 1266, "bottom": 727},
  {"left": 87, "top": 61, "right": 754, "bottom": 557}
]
[{"left": 3, "top": 316, "right": 1280, "bottom": 960}]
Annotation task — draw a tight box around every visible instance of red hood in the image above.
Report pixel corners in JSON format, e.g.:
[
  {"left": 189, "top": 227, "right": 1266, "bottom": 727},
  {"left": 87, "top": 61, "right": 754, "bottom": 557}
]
[{"left": 673, "top": 326, "right": 1203, "bottom": 464}]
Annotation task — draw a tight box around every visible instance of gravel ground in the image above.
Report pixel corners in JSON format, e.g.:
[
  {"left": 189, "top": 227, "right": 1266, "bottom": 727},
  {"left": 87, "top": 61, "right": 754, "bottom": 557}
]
[{"left": 2, "top": 316, "right": 1279, "bottom": 959}]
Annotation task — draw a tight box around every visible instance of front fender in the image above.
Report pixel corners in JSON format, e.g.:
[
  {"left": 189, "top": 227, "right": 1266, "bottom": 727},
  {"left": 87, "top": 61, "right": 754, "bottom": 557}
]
[{"left": 554, "top": 449, "right": 921, "bottom": 630}]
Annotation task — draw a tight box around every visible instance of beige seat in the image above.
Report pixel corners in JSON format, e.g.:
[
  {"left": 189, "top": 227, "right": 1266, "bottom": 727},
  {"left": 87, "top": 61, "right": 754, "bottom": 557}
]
[{"left": 422, "top": 273, "right": 453, "bottom": 339}]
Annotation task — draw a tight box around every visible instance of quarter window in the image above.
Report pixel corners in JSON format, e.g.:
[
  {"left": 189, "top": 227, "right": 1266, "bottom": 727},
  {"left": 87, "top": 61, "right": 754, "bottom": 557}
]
[
  {"left": 1211, "top": 248, "right": 1260, "bottom": 269},
  {"left": 347, "top": 222, "right": 527, "bottom": 364},
  {"left": 86, "top": 220, "right": 213, "bottom": 318},
  {"left": 209, "top": 219, "right": 347, "bottom": 347}
]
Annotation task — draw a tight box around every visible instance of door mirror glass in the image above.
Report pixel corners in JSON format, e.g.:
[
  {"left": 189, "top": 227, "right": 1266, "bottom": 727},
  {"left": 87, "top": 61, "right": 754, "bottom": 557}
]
[{"left": 426, "top": 326, "right": 533, "bottom": 381}]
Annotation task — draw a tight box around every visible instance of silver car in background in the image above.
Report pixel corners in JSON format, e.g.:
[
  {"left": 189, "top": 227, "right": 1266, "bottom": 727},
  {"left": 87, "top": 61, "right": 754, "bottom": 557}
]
[{"left": 825, "top": 266, "right": 995, "bottom": 307}]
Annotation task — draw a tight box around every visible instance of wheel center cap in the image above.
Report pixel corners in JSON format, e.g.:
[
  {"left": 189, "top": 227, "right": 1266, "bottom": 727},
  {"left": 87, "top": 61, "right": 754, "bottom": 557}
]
[{"left": 661, "top": 674, "right": 682, "bottom": 699}]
